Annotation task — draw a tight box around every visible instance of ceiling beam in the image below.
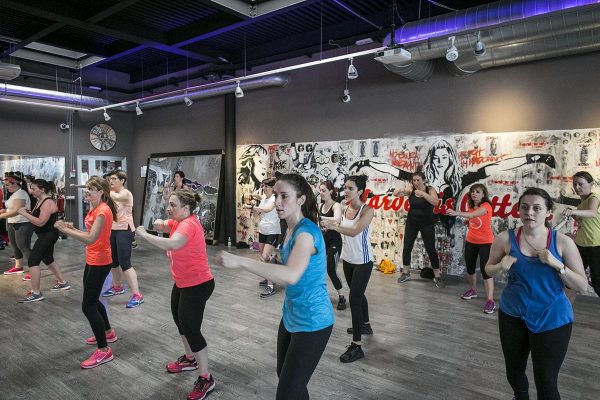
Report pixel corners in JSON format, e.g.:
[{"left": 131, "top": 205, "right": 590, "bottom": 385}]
[
  {"left": 205, "top": 0, "right": 308, "bottom": 18},
  {"left": 0, "top": 0, "right": 220, "bottom": 63}
]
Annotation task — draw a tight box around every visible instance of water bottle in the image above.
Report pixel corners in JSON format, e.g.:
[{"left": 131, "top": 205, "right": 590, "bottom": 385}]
[{"left": 227, "top": 237, "right": 232, "bottom": 247}]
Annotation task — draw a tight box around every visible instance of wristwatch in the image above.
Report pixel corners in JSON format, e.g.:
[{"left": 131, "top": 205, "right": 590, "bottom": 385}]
[{"left": 558, "top": 265, "right": 566, "bottom": 275}]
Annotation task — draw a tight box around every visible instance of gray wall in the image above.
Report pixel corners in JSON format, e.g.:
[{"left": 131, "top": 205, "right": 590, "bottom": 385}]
[{"left": 3, "top": 51, "right": 600, "bottom": 225}]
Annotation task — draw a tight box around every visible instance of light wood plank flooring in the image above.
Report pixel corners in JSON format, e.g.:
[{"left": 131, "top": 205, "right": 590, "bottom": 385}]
[{"left": 0, "top": 238, "right": 599, "bottom": 400}]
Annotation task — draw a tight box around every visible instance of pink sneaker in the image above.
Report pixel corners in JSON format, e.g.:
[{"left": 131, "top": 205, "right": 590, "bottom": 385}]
[
  {"left": 167, "top": 354, "right": 198, "bottom": 373},
  {"left": 80, "top": 347, "right": 113, "bottom": 369},
  {"left": 4, "top": 265, "right": 23, "bottom": 275},
  {"left": 460, "top": 288, "right": 478, "bottom": 300},
  {"left": 483, "top": 300, "right": 497, "bottom": 314},
  {"left": 22, "top": 273, "right": 31, "bottom": 281},
  {"left": 85, "top": 329, "right": 118, "bottom": 345},
  {"left": 187, "top": 374, "right": 215, "bottom": 400}
]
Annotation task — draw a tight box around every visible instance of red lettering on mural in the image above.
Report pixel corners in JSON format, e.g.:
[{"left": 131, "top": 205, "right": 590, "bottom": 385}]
[
  {"left": 458, "top": 148, "right": 509, "bottom": 168},
  {"left": 389, "top": 150, "right": 420, "bottom": 171}
]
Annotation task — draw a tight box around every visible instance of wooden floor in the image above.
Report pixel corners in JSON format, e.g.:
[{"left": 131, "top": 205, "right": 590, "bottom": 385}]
[{"left": 1, "top": 238, "right": 599, "bottom": 400}]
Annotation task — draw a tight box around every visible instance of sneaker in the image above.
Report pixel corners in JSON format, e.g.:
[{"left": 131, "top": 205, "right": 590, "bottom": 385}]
[
  {"left": 258, "top": 279, "right": 268, "bottom": 286},
  {"left": 337, "top": 295, "right": 347, "bottom": 310},
  {"left": 434, "top": 277, "right": 445, "bottom": 288},
  {"left": 17, "top": 291, "right": 44, "bottom": 303},
  {"left": 187, "top": 374, "right": 215, "bottom": 400},
  {"left": 85, "top": 329, "right": 118, "bottom": 345},
  {"left": 80, "top": 347, "right": 113, "bottom": 369},
  {"left": 22, "top": 273, "right": 31, "bottom": 281},
  {"left": 461, "top": 288, "right": 478, "bottom": 300},
  {"left": 260, "top": 286, "right": 276, "bottom": 298},
  {"left": 340, "top": 343, "right": 364, "bottom": 363},
  {"left": 50, "top": 281, "right": 71, "bottom": 290},
  {"left": 346, "top": 323, "right": 373, "bottom": 335},
  {"left": 3, "top": 265, "right": 23, "bottom": 275},
  {"left": 126, "top": 293, "right": 144, "bottom": 308},
  {"left": 167, "top": 354, "right": 198, "bottom": 373},
  {"left": 397, "top": 272, "right": 411, "bottom": 283},
  {"left": 483, "top": 300, "right": 497, "bottom": 314},
  {"left": 101, "top": 285, "right": 125, "bottom": 297},
  {"left": 131, "top": 240, "right": 138, "bottom": 249}
]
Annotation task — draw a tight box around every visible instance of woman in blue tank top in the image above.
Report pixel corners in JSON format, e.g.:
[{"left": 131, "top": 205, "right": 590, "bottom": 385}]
[
  {"left": 219, "top": 173, "right": 333, "bottom": 400},
  {"left": 486, "top": 188, "right": 588, "bottom": 400}
]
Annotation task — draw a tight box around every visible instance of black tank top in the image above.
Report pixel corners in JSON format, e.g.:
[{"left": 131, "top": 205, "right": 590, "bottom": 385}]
[
  {"left": 407, "top": 188, "right": 436, "bottom": 225},
  {"left": 32, "top": 197, "right": 58, "bottom": 234},
  {"left": 319, "top": 202, "right": 342, "bottom": 249}
]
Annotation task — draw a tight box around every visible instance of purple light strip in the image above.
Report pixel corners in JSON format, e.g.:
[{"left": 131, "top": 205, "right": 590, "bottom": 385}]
[{"left": 388, "top": 0, "right": 600, "bottom": 45}]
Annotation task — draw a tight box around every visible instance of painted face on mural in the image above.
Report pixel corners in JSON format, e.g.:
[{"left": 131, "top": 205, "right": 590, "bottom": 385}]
[
  {"left": 518, "top": 195, "right": 550, "bottom": 227},
  {"left": 274, "top": 180, "right": 302, "bottom": 220},
  {"left": 572, "top": 176, "right": 592, "bottom": 197},
  {"left": 432, "top": 148, "right": 450, "bottom": 173}
]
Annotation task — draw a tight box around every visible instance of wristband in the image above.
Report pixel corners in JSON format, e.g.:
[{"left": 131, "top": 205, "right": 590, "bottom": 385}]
[{"left": 558, "top": 265, "right": 566, "bottom": 275}]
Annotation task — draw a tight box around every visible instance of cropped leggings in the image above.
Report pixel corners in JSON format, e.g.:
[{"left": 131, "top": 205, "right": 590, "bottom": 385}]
[
  {"left": 28, "top": 229, "right": 59, "bottom": 267},
  {"left": 402, "top": 222, "right": 440, "bottom": 269},
  {"left": 576, "top": 245, "right": 600, "bottom": 297},
  {"left": 171, "top": 279, "right": 215, "bottom": 352},
  {"left": 276, "top": 321, "right": 332, "bottom": 400},
  {"left": 498, "top": 310, "right": 572, "bottom": 400},
  {"left": 82, "top": 264, "right": 113, "bottom": 349},
  {"left": 464, "top": 241, "right": 491, "bottom": 279},
  {"left": 7, "top": 222, "right": 33, "bottom": 261}
]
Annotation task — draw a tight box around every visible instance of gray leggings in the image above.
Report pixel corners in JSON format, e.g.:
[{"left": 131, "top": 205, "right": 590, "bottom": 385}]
[{"left": 7, "top": 222, "right": 33, "bottom": 262}]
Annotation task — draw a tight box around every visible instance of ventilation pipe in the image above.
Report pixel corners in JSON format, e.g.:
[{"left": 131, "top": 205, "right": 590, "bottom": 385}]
[{"left": 380, "top": 0, "right": 600, "bottom": 80}]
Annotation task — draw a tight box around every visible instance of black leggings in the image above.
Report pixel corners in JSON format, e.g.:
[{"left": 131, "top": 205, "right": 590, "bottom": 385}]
[
  {"left": 276, "top": 321, "right": 332, "bottom": 400},
  {"left": 82, "top": 264, "right": 113, "bottom": 349},
  {"left": 7, "top": 222, "right": 33, "bottom": 261},
  {"left": 326, "top": 245, "right": 343, "bottom": 291},
  {"left": 464, "top": 241, "right": 491, "bottom": 279},
  {"left": 402, "top": 222, "right": 440, "bottom": 269},
  {"left": 498, "top": 310, "right": 572, "bottom": 400},
  {"left": 343, "top": 260, "right": 373, "bottom": 342},
  {"left": 28, "top": 229, "right": 58, "bottom": 267},
  {"left": 576, "top": 244, "right": 600, "bottom": 297},
  {"left": 171, "top": 279, "right": 215, "bottom": 352}
]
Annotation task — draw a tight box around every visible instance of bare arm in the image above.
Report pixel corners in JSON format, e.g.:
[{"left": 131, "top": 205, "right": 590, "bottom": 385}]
[
  {"left": 326, "top": 205, "right": 374, "bottom": 237},
  {"left": 18, "top": 200, "right": 56, "bottom": 227},
  {"left": 320, "top": 202, "right": 342, "bottom": 224},
  {"left": 256, "top": 198, "right": 276, "bottom": 213},
  {"left": 136, "top": 225, "right": 188, "bottom": 251},
  {"left": 414, "top": 187, "right": 439, "bottom": 207},
  {"left": 0, "top": 199, "right": 25, "bottom": 219},
  {"left": 110, "top": 189, "right": 132, "bottom": 204},
  {"left": 564, "top": 196, "right": 600, "bottom": 219},
  {"left": 55, "top": 215, "right": 105, "bottom": 244},
  {"left": 218, "top": 232, "right": 314, "bottom": 286},
  {"left": 447, "top": 206, "right": 487, "bottom": 219},
  {"left": 538, "top": 234, "right": 589, "bottom": 293},
  {"left": 152, "top": 219, "right": 172, "bottom": 233},
  {"left": 485, "top": 231, "right": 516, "bottom": 277}
]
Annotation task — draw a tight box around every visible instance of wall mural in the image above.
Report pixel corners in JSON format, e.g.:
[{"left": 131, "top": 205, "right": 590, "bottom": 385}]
[
  {"left": 141, "top": 151, "right": 223, "bottom": 241},
  {"left": 236, "top": 129, "right": 599, "bottom": 293},
  {"left": 0, "top": 155, "right": 65, "bottom": 193}
]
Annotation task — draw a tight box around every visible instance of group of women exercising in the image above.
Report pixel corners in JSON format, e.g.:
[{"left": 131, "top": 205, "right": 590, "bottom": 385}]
[{"left": 2, "top": 167, "right": 598, "bottom": 400}]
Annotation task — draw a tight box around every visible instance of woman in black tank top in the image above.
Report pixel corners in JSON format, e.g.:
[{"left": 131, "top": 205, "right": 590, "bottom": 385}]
[
  {"left": 17, "top": 179, "right": 69, "bottom": 302},
  {"left": 318, "top": 180, "right": 346, "bottom": 310},
  {"left": 393, "top": 172, "right": 444, "bottom": 287}
]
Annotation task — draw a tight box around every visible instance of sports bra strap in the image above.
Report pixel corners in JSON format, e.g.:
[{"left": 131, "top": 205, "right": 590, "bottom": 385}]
[{"left": 516, "top": 227, "right": 551, "bottom": 250}]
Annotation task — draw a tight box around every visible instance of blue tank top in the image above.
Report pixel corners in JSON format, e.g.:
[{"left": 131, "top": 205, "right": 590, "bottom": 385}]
[
  {"left": 499, "top": 228, "right": 573, "bottom": 333},
  {"left": 280, "top": 218, "right": 335, "bottom": 333}
]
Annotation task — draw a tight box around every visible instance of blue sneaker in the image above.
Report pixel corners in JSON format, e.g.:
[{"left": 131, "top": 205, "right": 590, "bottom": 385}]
[
  {"left": 126, "top": 293, "right": 144, "bottom": 308},
  {"left": 102, "top": 285, "right": 125, "bottom": 297}
]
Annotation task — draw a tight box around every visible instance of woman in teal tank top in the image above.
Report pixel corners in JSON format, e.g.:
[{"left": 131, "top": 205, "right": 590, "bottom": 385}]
[
  {"left": 486, "top": 188, "right": 588, "bottom": 400},
  {"left": 219, "top": 173, "right": 333, "bottom": 400}
]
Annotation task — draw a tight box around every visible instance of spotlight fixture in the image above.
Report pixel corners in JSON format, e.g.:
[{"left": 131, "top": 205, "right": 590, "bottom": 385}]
[
  {"left": 446, "top": 36, "right": 459, "bottom": 62},
  {"left": 473, "top": 31, "right": 486, "bottom": 56},
  {"left": 184, "top": 96, "right": 193, "bottom": 107},
  {"left": 341, "top": 89, "right": 351, "bottom": 103},
  {"left": 135, "top": 101, "right": 143, "bottom": 116},
  {"left": 103, "top": 108, "right": 111, "bottom": 121},
  {"left": 347, "top": 58, "right": 358, "bottom": 80},
  {"left": 235, "top": 81, "right": 244, "bottom": 98}
]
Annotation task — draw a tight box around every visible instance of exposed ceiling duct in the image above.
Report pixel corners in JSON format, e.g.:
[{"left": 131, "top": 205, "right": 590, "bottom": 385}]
[
  {"left": 0, "top": 74, "right": 289, "bottom": 112},
  {"left": 0, "top": 62, "right": 21, "bottom": 80},
  {"left": 379, "top": 0, "right": 600, "bottom": 81}
]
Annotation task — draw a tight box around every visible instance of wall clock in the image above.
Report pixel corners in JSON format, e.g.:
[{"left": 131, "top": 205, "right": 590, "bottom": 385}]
[{"left": 90, "top": 124, "right": 117, "bottom": 151}]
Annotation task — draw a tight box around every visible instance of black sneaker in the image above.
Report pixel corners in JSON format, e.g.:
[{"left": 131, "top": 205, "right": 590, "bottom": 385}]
[
  {"left": 260, "top": 286, "right": 276, "bottom": 298},
  {"left": 258, "top": 279, "right": 268, "bottom": 286},
  {"left": 340, "top": 343, "right": 364, "bottom": 363},
  {"left": 397, "top": 272, "right": 411, "bottom": 283},
  {"left": 336, "top": 295, "right": 347, "bottom": 310},
  {"left": 346, "top": 323, "right": 373, "bottom": 335},
  {"left": 131, "top": 240, "right": 138, "bottom": 249}
]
